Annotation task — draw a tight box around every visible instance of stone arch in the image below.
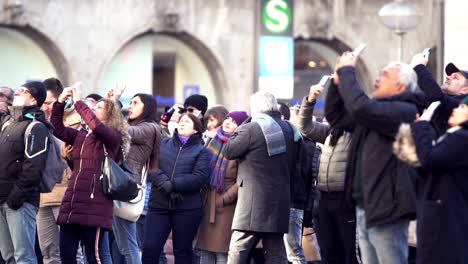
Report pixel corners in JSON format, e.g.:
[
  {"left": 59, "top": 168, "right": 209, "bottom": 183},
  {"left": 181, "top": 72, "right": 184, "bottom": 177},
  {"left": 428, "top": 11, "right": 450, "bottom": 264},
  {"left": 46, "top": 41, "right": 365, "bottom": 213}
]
[
  {"left": 300, "top": 36, "right": 373, "bottom": 91},
  {"left": 96, "top": 28, "right": 228, "bottom": 106},
  {"left": 0, "top": 24, "right": 71, "bottom": 85}
]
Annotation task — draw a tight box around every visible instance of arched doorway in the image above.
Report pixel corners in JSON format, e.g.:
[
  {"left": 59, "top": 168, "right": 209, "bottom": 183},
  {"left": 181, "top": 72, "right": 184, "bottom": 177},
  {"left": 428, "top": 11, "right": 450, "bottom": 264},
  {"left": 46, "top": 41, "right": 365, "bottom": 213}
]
[
  {"left": 0, "top": 26, "right": 69, "bottom": 88},
  {"left": 293, "top": 38, "right": 371, "bottom": 118},
  {"left": 97, "top": 32, "right": 225, "bottom": 109}
]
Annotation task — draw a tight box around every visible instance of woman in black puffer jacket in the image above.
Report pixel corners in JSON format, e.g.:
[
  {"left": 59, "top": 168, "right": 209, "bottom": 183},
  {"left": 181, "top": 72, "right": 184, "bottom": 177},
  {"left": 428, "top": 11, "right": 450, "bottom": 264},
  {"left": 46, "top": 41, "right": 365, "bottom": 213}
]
[{"left": 142, "top": 113, "right": 211, "bottom": 264}]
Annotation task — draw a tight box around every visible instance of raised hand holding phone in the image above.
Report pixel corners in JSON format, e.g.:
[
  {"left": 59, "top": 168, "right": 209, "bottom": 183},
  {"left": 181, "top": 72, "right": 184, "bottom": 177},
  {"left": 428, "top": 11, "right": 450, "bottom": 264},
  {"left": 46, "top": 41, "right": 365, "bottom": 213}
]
[
  {"left": 318, "top": 75, "right": 331, "bottom": 86},
  {"left": 308, "top": 84, "right": 324, "bottom": 103},
  {"left": 71, "top": 82, "right": 83, "bottom": 102}
]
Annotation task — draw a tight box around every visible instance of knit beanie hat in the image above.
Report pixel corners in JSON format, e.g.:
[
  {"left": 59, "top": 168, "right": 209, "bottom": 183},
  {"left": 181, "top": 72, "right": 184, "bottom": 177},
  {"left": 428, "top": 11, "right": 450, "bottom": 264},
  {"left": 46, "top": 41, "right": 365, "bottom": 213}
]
[
  {"left": 184, "top": 94, "right": 208, "bottom": 115},
  {"left": 23, "top": 81, "right": 46, "bottom": 107},
  {"left": 226, "top": 111, "right": 249, "bottom": 125}
]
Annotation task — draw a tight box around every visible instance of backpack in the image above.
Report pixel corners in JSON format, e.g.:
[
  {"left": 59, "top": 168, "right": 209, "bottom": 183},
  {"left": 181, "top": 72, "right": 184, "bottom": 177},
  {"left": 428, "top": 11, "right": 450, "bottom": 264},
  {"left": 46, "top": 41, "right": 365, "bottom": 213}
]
[{"left": 24, "top": 121, "right": 67, "bottom": 193}]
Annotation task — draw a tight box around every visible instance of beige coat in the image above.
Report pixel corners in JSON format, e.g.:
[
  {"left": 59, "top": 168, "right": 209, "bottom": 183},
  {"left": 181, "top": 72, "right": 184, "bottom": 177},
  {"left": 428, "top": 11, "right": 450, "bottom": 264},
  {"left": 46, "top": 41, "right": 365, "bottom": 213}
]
[
  {"left": 195, "top": 159, "right": 238, "bottom": 253},
  {"left": 39, "top": 107, "right": 81, "bottom": 208}
]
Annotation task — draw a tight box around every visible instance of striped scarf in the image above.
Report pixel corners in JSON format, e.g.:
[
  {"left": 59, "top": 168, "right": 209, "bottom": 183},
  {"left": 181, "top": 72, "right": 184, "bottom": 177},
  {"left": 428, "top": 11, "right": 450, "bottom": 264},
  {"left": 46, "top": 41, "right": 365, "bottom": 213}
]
[{"left": 206, "top": 128, "right": 231, "bottom": 193}]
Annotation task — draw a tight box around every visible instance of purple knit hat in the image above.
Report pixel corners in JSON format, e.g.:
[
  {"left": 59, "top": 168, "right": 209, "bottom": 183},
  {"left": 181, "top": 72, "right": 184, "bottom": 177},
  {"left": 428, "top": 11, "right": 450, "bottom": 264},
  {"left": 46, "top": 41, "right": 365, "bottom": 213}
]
[{"left": 226, "top": 111, "right": 249, "bottom": 125}]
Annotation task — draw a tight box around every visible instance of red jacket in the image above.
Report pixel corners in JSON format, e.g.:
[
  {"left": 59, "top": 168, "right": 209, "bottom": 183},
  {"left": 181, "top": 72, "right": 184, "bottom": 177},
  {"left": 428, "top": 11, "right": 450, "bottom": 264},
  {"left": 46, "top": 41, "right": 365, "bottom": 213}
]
[{"left": 51, "top": 100, "right": 123, "bottom": 230}]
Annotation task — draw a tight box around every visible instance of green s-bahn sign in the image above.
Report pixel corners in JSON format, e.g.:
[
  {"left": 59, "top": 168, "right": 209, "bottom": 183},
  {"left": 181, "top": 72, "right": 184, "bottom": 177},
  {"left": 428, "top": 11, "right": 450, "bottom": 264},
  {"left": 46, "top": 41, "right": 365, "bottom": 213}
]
[{"left": 261, "top": 0, "right": 293, "bottom": 35}]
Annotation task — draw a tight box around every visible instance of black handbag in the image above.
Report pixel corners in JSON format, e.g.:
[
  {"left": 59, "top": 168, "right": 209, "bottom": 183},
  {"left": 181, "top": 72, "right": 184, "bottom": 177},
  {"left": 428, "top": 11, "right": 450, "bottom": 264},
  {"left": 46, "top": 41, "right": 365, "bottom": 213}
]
[{"left": 100, "top": 145, "right": 138, "bottom": 201}]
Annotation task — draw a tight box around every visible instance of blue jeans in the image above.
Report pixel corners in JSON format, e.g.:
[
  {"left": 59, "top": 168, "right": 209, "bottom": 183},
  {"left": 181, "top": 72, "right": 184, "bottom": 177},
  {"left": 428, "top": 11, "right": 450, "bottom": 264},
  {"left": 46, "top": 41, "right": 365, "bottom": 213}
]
[
  {"left": 283, "top": 208, "right": 306, "bottom": 264},
  {"left": 113, "top": 215, "right": 141, "bottom": 264},
  {"left": 199, "top": 250, "right": 227, "bottom": 264},
  {"left": 0, "top": 202, "right": 38, "bottom": 264},
  {"left": 356, "top": 207, "right": 409, "bottom": 264},
  {"left": 99, "top": 231, "right": 113, "bottom": 264}
]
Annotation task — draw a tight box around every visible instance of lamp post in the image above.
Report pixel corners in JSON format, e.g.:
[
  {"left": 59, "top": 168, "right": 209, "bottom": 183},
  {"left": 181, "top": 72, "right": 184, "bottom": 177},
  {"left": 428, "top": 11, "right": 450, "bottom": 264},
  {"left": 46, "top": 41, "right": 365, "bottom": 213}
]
[{"left": 378, "top": 0, "right": 422, "bottom": 61}]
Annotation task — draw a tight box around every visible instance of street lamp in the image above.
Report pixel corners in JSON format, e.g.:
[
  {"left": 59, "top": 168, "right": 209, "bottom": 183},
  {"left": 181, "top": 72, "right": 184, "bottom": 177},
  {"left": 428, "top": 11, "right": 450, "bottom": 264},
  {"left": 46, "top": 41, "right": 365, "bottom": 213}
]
[{"left": 378, "top": 0, "right": 422, "bottom": 61}]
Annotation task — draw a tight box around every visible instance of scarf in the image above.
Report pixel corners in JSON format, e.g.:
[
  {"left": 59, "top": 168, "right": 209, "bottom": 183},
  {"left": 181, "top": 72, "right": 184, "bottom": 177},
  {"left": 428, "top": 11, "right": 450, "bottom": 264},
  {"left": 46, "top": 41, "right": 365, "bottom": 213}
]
[
  {"left": 206, "top": 128, "right": 231, "bottom": 193},
  {"left": 252, "top": 113, "right": 286, "bottom": 156}
]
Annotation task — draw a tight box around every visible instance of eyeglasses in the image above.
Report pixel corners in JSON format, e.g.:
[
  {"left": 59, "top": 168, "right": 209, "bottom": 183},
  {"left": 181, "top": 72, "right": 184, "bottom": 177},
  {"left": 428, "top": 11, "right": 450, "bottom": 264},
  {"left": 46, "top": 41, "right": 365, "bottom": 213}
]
[
  {"left": 15, "top": 87, "right": 31, "bottom": 95},
  {"left": 0, "top": 92, "right": 13, "bottom": 101}
]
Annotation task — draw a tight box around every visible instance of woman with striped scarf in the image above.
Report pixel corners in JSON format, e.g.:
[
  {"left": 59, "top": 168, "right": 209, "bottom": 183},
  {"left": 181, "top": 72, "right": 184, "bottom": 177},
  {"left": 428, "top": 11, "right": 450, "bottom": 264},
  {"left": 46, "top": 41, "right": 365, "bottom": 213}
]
[{"left": 195, "top": 111, "right": 249, "bottom": 264}]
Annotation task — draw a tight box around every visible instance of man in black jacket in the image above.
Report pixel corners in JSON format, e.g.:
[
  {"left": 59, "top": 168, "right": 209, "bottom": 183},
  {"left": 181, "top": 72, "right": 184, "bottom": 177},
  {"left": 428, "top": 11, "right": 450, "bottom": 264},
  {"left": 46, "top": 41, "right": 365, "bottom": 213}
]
[
  {"left": 0, "top": 81, "right": 49, "bottom": 264},
  {"left": 334, "top": 53, "right": 423, "bottom": 264},
  {"left": 411, "top": 53, "right": 468, "bottom": 136}
]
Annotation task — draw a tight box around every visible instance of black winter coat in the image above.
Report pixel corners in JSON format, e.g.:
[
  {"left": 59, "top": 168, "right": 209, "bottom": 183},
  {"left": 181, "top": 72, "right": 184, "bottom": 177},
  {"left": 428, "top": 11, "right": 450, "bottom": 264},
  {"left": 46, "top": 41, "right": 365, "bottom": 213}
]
[
  {"left": 411, "top": 121, "right": 468, "bottom": 264},
  {"left": 149, "top": 130, "right": 211, "bottom": 210},
  {"left": 414, "top": 64, "right": 463, "bottom": 137},
  {"left": 337, "top": 66, "right": 424, "bottom": 227},
  {"left": 224, "top": 111, "right": 299, "bottom": 233},
  {"left": 0, "top": 107, "right": 50, "bottom": 209}
]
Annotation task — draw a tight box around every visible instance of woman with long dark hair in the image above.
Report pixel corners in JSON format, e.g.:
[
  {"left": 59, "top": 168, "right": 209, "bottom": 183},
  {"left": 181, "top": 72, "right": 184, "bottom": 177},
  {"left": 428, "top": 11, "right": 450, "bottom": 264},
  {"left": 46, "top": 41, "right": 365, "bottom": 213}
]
[{"left": 112, "top": 93, "right": 162, "bottom": 264}]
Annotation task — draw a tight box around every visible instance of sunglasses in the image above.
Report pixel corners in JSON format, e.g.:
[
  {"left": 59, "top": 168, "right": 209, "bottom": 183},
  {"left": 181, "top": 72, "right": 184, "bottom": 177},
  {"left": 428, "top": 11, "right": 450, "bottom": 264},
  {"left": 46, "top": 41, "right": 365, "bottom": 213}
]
[
  {"left": 0, "top": 92, "right": 13, "bottom": 101},
  {"left": 185, "top": 107, "right": 202, "bottom": 116}
]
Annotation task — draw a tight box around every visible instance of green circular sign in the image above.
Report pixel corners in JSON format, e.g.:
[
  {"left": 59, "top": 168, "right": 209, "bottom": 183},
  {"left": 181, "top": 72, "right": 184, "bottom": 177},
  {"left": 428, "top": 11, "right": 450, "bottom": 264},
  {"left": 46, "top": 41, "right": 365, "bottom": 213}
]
[{"left": 262, "top": 0, "right": 292, "bottom": 34}]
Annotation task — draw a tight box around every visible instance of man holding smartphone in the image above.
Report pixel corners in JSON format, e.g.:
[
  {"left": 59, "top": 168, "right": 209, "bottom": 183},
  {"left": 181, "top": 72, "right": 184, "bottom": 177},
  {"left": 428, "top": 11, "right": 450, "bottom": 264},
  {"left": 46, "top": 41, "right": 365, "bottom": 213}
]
[
  {"left": 333, "top": 51, "right": 424, "bottom": 264},
  {"left": 411, "top": 52, "right": 468, "bottom": 136}
]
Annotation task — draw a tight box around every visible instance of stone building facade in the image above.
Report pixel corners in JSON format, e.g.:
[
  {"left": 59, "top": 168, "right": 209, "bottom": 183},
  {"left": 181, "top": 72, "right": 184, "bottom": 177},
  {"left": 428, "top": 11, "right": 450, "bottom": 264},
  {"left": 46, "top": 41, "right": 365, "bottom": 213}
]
[{"left": 0, "top": 0, "right": 443, "bottom": 111}]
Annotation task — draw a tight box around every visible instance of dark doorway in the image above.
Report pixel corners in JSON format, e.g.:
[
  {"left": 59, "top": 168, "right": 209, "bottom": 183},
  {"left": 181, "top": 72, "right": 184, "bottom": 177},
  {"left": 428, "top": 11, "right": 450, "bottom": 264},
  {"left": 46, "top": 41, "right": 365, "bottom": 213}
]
[{"left": 152, "top": 52, "right": 176, "bottom": 98}]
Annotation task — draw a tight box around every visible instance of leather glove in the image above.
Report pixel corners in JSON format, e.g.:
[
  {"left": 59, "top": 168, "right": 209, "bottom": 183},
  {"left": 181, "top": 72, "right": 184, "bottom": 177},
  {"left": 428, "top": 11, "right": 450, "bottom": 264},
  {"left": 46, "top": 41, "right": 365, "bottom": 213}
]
[
  {"left": 156, "top": 181, "right": 173, "bottom": 195},
  {"left": 170, "top": 192, "right": 184, "bottom": 205}
]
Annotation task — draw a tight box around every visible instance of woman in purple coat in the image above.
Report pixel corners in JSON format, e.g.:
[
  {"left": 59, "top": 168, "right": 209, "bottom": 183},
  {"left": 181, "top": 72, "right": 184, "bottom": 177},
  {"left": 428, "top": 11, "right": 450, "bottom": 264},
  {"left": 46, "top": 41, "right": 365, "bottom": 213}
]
[{"left": 51, "top": 86, "right": 130, "bottom": 264}]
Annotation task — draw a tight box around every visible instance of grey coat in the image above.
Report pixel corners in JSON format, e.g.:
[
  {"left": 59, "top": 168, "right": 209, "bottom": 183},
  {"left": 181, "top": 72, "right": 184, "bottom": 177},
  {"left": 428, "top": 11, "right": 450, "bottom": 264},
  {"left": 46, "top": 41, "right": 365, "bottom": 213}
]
[{"left": 224, "top": 112, "right": 298, "bottom": 233}]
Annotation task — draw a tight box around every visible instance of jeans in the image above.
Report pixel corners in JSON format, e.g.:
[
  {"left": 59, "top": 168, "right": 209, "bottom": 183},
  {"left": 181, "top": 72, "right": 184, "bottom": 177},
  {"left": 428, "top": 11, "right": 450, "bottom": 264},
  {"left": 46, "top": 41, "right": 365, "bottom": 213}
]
[
  {"left": 59, "top": 224, "right": 104, "bottom": 264},
  {"left": 199, "top": 250, "right": 227, "bottom": 264},
  {"left": 0, "top": 202, "right": 38, "bottom": 264},
  {"left": 283, "top": 208, "right": 306, "bottom": 264},
  {"left": 227, "top": 230, "right": 287, "bottom": 264},
  {"left": 113, "top": 215, "right": 141, "bottom": 264},
  {"left": 317, "top": 192, "right": 359, "bottom": 264},
  {"left": 99, "top": 231, "right": 113, "bottom": 264},
  {"left": 37, "top": 206, "right": 85, "bottom": 264},
  {"left": 142, "top": 208, "right": 202, "bottom": 264},
  {"left": 356, "top": 207, "right": 409, "bottom": 264}
]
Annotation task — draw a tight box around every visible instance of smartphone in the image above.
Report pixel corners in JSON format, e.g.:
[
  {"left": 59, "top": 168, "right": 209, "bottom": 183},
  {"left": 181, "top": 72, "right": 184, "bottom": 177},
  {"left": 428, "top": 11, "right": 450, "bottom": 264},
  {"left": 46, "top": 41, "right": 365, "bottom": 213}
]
[
  {"left": 318, "top": 75, "right": 331, "bottom": 86},
  {"left": 422, "top": 48, "right": 431, "bottom": 59},
  {"left": 426, "top": 101, "right": 441, "bottom": 114},
  {"left": 64, "top": 96, "right": 74, "bottom": 110},
  {"left": 193, "top": 110, "right": 202, "bottom": 117},
  {"left": 160, "top": 107, "right": 175, "bottom": 123},
  {"left": 352, "top": 43, "right": 367, "bottom": 57}
]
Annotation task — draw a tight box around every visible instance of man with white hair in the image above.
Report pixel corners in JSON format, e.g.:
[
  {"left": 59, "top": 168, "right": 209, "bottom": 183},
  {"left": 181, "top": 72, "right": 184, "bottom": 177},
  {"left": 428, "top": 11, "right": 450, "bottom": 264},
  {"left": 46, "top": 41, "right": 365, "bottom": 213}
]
[
  {"left": 333, "top": 54, "right": 426, "bottom": 264},
  {"left": 224, "top": 91, "right": 301, "bottom": 264}
]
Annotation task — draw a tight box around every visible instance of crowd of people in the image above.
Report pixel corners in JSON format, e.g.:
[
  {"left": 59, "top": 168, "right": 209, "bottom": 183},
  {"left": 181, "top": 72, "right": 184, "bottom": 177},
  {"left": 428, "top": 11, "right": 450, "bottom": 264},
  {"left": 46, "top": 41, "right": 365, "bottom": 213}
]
[{"left": 0, "top": 48, "right": 467, "bottom": 264}]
